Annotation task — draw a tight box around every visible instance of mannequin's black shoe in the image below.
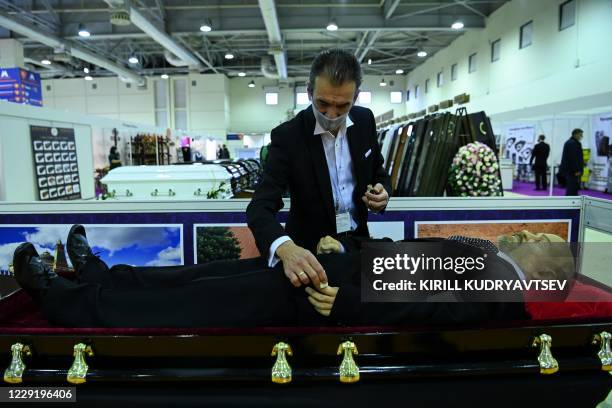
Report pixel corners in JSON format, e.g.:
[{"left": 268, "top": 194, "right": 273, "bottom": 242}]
[
  {"left": 67, "top": 224, "right": 94, "bottom": 274},
  {"left": 12, "top": 242, "right": 58, "bottom": 299}
]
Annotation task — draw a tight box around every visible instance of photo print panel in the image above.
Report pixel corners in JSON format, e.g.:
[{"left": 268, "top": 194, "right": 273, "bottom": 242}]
[
  {"left": 0, "top": 225, "right": 184, "bottom": 282},
  {"left": 415, "top": 220, "right": 571, "bottom": 242},
  {"left": 193, "top": 224, "right": 262, "bottom": 264}
]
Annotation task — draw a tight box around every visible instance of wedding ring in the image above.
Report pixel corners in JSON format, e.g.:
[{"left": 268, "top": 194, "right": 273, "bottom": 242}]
[{"left": 298, "top": 271, "right": 307, "bottom": 277}]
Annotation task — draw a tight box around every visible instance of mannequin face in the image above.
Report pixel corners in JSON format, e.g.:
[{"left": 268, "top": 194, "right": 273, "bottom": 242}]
[
  {"left": 308, "top": 75, "right": 358, "bottom": 119},
  {"left": 497, "top": 230, "right": 574, "bottom": 280}
]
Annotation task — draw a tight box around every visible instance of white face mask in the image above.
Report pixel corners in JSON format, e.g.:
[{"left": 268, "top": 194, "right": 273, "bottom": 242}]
[{"left": 312, "top": 106, "right": 349, "bottom": 132}]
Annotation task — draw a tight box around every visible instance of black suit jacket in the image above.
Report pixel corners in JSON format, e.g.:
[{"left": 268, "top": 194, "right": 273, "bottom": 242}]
[
  {"left": 247, "top": 105, "right": 391, "bottom": 256},
  {"left": 530, "top": 142, "right": 550, "bottom": 168},
  {"left": 560, "top": 137, "right": 584, "bottom": 175}
]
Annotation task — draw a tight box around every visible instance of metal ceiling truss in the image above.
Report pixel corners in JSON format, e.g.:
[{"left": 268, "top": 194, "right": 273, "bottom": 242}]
[{"left": 0, "top": 0, "right": 509, "bottom": 80}]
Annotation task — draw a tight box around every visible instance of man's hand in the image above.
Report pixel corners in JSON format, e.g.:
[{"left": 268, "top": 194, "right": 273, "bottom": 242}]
[
  {"left": 305, "top": 285, "right": 339, "bottom": 316},
  {"left": 362, "top": 183, "right": 389, "bottom": 213},
  {"left": 316, "top": 235, "right": 342, "bottom": 254},
  {"left": 276, "top": 240, "right": 328, "bottom": 287}
]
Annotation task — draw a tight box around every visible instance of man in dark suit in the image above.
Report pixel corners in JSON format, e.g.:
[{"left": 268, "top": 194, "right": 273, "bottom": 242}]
[
  {"left": 559, "top": 128, "right": 584, "bottom": 196},
  {"left": 247, "top": 49, "right": 391, "bottom": 289},
  {"left": 530, "top": 134, "right": 550, "bottom": 190}
]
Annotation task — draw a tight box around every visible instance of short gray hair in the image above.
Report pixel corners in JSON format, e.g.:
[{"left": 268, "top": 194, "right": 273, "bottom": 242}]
[{"left": 308, "top": 49, "right": 362, "bottom": 94}]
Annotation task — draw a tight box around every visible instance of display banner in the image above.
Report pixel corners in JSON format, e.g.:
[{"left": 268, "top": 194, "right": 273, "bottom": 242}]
[
  {"left": 30, "top": 126, "right": 81, "bottom": 201},
  {"left": 0, "top": 68, "right": 42, "bottom": 106},
  {"left": 591, "top": 113, "right": 612, "bottom": 191},
  {"left": 503, "top": 125, "right": 535, "bottom": 167}
]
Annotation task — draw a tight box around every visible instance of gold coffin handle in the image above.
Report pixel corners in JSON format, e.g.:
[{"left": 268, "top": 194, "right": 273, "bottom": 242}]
[
  {"left": 67, "top": 343, "right": 94, "bottom": 385},
  {"left": 3, "top": 343, "right": 31, "bottom": 384},
  {"left": 271, "top": 342, "right": 293, "bottom": 384},
  {"left": 532, "top": 334, "right": 559, "bottom": 375},
  {"left": 593, "top": 331, "right": 612, "bottom": 372},
  {"left": 337, "top": 340, "right": 360, "bottom": 383}
]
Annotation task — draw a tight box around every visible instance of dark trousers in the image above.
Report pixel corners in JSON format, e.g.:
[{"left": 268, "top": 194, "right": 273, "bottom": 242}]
[
  {"left": 40, "top": 256, "right": 331, "bottom": 328},
  {"left": 534, "top": 166, "right": 547, "bottom": 189},
  {"left": 565, "top": 174, "right": 580, "bottom": 196}
]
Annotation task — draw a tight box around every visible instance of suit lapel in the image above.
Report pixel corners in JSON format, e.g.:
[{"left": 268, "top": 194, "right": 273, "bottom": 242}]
[
  {"left": 346, "top": 115, "right": 363, "bottom": 187},
  {"left": 303, "top": 107, "right": 336, "bottom": 227}
]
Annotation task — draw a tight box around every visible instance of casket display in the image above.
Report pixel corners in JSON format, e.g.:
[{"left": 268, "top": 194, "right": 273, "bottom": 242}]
[{"left": 101, "top": 164, "right": 232, "bottom": 200}]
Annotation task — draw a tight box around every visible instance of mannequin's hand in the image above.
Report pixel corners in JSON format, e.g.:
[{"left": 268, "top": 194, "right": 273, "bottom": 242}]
[
  {"left": 305, "top": 285, "right": 339, "bottom": 316},
  {"left": 316, "top": 235, "right": 342, "bottom": 254}
]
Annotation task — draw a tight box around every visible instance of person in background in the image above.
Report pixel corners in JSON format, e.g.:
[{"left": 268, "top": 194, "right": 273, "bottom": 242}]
[
  {"left": 108, "top": 146, "right": 121, "bottom": 170},
  {"left": 559, "top": 128, "right": 584, "bottom": 196},
  {"left": 222, "top": 144, "right": 231, "bottom": 159},
  {"left": 530, "top": 134, "right": 550, "bottom": 190}
]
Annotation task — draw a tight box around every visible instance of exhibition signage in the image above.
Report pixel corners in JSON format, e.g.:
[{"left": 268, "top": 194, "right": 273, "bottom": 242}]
[
  {"left": 0, "top": 67, "right": 42, "bottom": 106},
  {"left": 503, "top": 125, "right": 535, "bottom": 166},
  {"left": 30, "top": 126, "right": 82, "bottom": 201},
  {"left": 591, "top": 113, "right": 612, "bottom": 192}
]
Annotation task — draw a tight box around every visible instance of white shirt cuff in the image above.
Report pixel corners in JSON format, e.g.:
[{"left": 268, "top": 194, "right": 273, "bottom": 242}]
[{"left": 268, "top": 235, "right": 292, "bottom": 267}]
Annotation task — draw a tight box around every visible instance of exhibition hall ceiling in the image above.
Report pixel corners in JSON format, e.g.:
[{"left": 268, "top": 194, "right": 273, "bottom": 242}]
[{"left": 0, "top": 0, "right": 509, "bottom": 81}]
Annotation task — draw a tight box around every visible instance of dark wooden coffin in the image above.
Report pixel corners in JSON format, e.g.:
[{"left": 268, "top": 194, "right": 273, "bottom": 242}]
[{"left": 1, "top": 278, "right": 611, "bottom": 407}]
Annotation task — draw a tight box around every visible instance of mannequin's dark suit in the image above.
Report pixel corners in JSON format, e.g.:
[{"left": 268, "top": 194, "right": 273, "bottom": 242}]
[{"left": 37, "top": 239, "right": 527, "bottom": 328}]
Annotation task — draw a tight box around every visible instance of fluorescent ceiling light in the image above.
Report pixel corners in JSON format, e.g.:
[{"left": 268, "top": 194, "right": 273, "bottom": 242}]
[
  {"left": 451, "top": 21, "right": 464, "bottom": 30},
  {"left": 395, "top": 69, "right": 404, "bottom": 74},
  {"left": 326, "top": 20, "right": 338, "bottom": 31},
  {"left": 78, "top": 25, "right": 91, "bottom": 37},
  {"left": 238, "top": 72, "right": 246, "bottom": 77},
  {"left": 417, "top": 50, "right": 428, "bottom": 58},
  {"left": 161, "top": 74, "right": 169, "bottom": 79},
  {"left": 379, "top": 78, "right": 387, "bottom": 87},
  {"left": 83, "top": 67, "right": 89, "bottom": 73},
  {"left": 225, "top": 53, "right": 235, "bottom": 60},
  {"left": 41, "top": 59, "right": 52, "bottom": 65},
  {"left": 84, "top": 75, "right": 93, "bottom": 81},
  {"left": 248, "top": 80, "right": 255, "bottom": 88},
  {"left": 128, "top": 56, "right": 139, "bottom": 64}
]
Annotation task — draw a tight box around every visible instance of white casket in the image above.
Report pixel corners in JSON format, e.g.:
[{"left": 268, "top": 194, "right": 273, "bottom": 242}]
[{"left": 100, "top": 164, "right": 232, "bottom": 200}]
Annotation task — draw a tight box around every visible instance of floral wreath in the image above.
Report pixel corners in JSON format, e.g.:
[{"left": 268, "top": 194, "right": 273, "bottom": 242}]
[{"left": 448, "top": 141, "right": 502, "bottom": 197}]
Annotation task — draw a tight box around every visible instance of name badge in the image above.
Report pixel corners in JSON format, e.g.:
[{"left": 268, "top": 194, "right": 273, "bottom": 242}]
[{"left": 336, "top": 211, "right": 351, "bottom": 233}]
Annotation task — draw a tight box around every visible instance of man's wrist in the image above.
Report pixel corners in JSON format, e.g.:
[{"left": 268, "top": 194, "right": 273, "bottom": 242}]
[{"left": 276, "top": 239, "right": 295, "bottom": 259}]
